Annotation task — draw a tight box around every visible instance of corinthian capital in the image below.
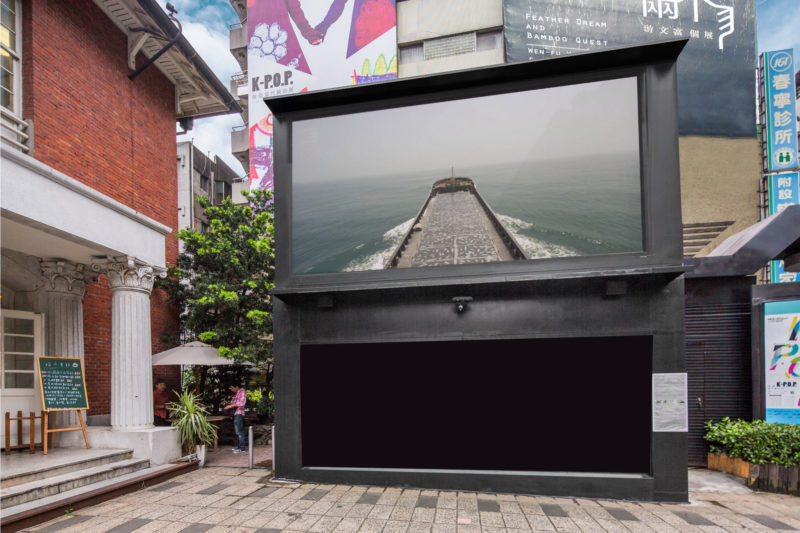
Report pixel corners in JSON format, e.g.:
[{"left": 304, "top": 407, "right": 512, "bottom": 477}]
[
  {"left": 39, "top": 260, "right": 96, "bottom": 296},
  {"left": 94, "top": 256, "right": 167, "bottom": 294}
]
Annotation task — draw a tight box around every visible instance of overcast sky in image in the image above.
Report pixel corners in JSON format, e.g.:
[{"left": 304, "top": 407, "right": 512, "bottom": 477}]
[
  {"left": 292, "top": 77, "right": 640, "bottom": 183},
  {"left": 156, "top": 0, "right": 246, "bottom": 175}
]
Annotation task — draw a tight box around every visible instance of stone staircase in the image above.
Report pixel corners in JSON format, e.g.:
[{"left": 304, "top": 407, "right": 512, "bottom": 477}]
[{"left": 0, "top": 448, "right": 196, "bottom": 532}]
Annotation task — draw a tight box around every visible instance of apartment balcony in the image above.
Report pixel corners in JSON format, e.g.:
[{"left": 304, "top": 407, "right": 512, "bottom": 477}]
[
  {"left": 231, "top": 124, "right": 249, "bottom": 170},
  {"left": 230, "top": 21, "right": 247, "bottom": 73},
  {"left": 230, "top": 71, "right": 248, "bottom": 114},
  {"left": 1, "top": 109, "right": 33, "bottom": 155}
]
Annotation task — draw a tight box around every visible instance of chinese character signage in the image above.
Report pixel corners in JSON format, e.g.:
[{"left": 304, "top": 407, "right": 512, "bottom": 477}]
[
  {"left": 761, "top": 49, "right": 798, "bottom": 172},
  {"left": 769, "top": 172, "right": 799, "bottom": 283},
  {"left": 764, "top": 300, "right": 800, "bottom": 425},
  {"left": 247, "top": 0, "right": 398, "bottom": 190},
  {"left": 503, "top": 0, "right": 756, "bottom": 137}
]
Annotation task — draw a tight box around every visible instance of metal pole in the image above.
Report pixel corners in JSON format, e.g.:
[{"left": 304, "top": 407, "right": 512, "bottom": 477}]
[
  {"left": 248, "top": 425, "right": 254, "bottom": 469},
  {"left": 271, "top": 425, "right": 275, "bottom": 471}
]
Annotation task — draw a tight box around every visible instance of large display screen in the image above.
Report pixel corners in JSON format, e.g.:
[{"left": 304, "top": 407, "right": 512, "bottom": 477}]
[{"left": 291, "top": 76, "right": 642, "bottom": 275}]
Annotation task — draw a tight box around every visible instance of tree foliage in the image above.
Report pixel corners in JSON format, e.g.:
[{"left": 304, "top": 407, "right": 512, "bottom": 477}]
[{"left": 160, "top": 189, "right": 275, "bottom": 375}]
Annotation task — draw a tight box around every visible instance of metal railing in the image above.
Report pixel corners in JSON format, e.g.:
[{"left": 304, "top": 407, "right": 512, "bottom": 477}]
[
  {"left": 0, "top": 107, "right": 33, "bottom": 154},
  {"left": 231, "top": 71, "right": 248, "bottom": 86}
]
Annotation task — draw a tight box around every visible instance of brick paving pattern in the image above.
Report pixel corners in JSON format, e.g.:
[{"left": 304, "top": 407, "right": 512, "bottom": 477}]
[{"left": 22, "top": 468, "right": 800, "bottom": 532}]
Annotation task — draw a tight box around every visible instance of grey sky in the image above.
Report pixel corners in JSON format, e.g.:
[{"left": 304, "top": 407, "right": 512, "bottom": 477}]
[{"left": 292, "top": 77, "right": 639, "bottom": 183}]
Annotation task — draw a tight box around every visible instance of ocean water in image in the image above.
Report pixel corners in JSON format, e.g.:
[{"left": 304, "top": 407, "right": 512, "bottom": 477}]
[{"left": 292, "top": 152, "right": 642, "bottom": 274}]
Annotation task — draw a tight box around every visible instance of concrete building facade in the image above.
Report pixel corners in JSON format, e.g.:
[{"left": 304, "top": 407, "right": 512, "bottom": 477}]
[{"left": 176, "top": 140, "right": 246, "bottom": 252}]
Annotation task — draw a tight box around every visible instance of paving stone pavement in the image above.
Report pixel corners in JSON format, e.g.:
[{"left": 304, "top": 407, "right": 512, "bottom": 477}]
[{"left": 22, "top": 468, "right": 800, "bottom": 533}]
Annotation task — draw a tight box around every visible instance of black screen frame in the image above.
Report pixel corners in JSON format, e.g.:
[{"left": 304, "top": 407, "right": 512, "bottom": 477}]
[{"left": 269, "top": 40, "right": 686, "bottom": 295}]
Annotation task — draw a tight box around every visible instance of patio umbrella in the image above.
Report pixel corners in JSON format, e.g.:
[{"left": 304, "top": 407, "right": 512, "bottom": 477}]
[{"left": 152, "top": 341, "right": 253, "bottom": 366}]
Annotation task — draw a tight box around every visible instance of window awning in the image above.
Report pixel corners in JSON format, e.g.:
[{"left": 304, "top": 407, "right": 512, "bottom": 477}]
[{"left": 688, "top": 205, "right": 800, "bottom": 278}]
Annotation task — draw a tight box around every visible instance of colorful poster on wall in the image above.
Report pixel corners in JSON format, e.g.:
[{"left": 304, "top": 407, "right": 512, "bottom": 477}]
[
  {"left": 768, "top": 172, "right": 799, "bottom": 283},
  {"left": 764, "top": 300, "right": 800, "bottom": 425},
  {"left": 503, "top": 0, "right": 756, "bottom": 137},
  {"left": 247, "top": 0, "right": 398, "bottom": 190},
  {"left": 760, "top": 49, "right": 798, "bottom": 172}
]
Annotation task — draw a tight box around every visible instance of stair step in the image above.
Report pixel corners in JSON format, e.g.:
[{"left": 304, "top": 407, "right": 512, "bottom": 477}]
[
  {"left": 1, "top": 458, "right": 150, "bottom": 509},
  {"left": 1, "top": 449, "right": 134, "bottom": 489},
  {"left": 0, "top": 462, "right": 197, "bottom": 533}
]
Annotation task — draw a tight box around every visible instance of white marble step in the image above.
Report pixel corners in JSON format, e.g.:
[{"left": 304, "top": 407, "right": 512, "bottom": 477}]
[
  {"left": 0, "top": 462, "right": 181, "bottom": 522},
  {"left": 1, "top": 448, "right": 134, "bottom": 489},
  {"left": 0, "top": 457, "right": 149, "bottom": 509}
]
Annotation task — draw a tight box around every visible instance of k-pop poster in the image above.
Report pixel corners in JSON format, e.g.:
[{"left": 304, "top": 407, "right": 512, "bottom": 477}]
[{"left": 247, "top": 0, "right": 398, "bottom": 190}]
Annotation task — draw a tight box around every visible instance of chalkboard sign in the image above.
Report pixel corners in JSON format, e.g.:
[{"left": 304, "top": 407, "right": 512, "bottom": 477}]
[{"left": 37, "top": 357, "right": 89, "bottom": 411}]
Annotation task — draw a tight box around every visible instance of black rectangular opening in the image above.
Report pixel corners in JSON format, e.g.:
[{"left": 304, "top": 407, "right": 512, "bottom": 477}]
[{"left": 301, "top": 336, "right": 652, "bottom": 473}]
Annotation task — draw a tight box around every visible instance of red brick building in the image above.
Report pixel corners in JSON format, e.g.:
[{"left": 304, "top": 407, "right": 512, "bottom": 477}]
[{"left": 1, "top": 0, "right": 240, "bottom": 461}]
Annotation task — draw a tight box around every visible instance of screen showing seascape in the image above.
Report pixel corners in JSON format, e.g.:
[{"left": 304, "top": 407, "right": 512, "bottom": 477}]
[{"left": 291, "top": 77, "right": 642, "bottom": 274}]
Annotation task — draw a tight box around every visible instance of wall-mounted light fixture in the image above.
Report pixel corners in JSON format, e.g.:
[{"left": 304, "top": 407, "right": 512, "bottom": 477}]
[{"left": 452, "top": 296, "right": 472, "bottom": 313}]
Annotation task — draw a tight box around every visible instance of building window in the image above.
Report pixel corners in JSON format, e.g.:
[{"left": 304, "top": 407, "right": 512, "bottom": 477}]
[
  {"left": 1, "top": 311, "right": 42, "bottom": 390},
  {"left": 1, "top": 0, "right": 21, "bottom": 114},
  {"left": 214, "top": 181, "right": 231, "bottom": 204},
  {"left": 200, "top": 175, "right": 211, "bottom": 194},
  {"left": 399, "top": 29, "right": 504, "bottom": 65}
]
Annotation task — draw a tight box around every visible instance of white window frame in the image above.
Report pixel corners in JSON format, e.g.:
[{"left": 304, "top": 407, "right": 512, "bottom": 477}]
[
  {"left": 1, "top": 0, "right": 22, "bottom": 116},
  {"left": 1, "top": 309, "right": 43, "bottom": 393}
]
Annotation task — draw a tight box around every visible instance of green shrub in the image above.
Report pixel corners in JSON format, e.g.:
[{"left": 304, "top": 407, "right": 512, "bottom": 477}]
[{"left": 704, "top": 418, "right": 800, "bottom": 466}]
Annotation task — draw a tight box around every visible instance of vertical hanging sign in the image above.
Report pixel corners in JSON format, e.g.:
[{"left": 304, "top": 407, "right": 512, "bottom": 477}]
[
  {"left": 246, "top": 0, "right": 399, "bottom": 191},
  {"left": 768, "top": 172, "right": 799, "bottom": 283},
  {"left": 761, "top": 50, "right": 798, "bottom": 172}
]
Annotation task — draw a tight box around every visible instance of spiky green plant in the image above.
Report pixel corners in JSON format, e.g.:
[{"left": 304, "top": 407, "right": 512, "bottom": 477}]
[{"left": 168, "top": 390, "right": 217, "bottom": 452}]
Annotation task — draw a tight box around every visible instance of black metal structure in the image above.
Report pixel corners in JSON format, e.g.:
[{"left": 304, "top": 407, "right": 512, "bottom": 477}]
[
  {"left": 269, "top": 41, "right": 689, "bottom": 502},
  {"left": 684, "top": 277, "right": 753, "bottom": 466},
  {"left": 682, "top": 204, "right": 800, "bottom": 466}
]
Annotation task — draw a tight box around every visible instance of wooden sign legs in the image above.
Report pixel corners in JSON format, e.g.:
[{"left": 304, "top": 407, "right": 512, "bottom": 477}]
[{"left": 42, "top": 410, "right": 90, "bottom": 454}]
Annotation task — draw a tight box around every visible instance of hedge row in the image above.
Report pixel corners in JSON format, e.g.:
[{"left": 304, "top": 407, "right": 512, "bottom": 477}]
[{"left": 704, "top": 418, "right": 800, "bottom": 467}]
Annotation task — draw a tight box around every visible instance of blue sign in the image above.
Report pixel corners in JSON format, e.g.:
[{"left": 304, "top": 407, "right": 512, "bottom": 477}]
[
  {"left": 768, "top": 172, "right": 799, "bottom": 283},
  {"left": 762, "top": 49, "right": 798, "bottom": 171},
  {"left": 769, "top": 172, "right": 800, "bottom": 215}
]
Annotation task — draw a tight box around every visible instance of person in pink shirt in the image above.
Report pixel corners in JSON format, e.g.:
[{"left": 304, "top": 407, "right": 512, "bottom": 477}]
[{"left": 224, "top": 382, "right": 247, "bottom": 453}]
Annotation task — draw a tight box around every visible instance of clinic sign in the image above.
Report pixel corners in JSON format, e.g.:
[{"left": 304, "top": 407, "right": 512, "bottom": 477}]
[
  {"left": 764, "top": 300, "right": 800, "bottom": 425},
  {"left": 503, "top": 0, "right": 756, "bottom": 137},
  {"left": 760, "top": 49, "right": 798, "bottom": 172},
  {"left": 768, "top": 172, "right": 799, "bottom": 283}
]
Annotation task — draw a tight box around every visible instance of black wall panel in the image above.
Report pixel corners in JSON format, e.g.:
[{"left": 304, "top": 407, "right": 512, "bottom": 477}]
[{"left": 302, "top": 337, "right": 652, "bottom": 473}]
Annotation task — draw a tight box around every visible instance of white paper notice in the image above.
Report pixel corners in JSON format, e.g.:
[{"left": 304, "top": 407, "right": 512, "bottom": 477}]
[{"left": 652, "top": 373, "right": 688, "bottom": 432}]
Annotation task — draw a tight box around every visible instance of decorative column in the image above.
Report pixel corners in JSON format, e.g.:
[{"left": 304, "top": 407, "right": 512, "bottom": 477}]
[
  {"left": 99, "top": 257, "right": 164, "bottom": 430},
  {"left": 39, "top": 260, "right": 93, "bottom": 429}
]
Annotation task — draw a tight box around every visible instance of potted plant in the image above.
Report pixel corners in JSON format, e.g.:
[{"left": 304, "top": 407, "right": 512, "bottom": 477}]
[{"left": 168, "top": 390, "right": 217, "bottom": 467}]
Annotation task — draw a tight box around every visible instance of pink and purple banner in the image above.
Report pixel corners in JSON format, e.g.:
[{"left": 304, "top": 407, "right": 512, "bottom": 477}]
[{"left": 246, "top": 0, "right": 398, "bottom": 191}]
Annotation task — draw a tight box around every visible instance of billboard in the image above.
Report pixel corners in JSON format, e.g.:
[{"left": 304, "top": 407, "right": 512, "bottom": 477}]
[
  {"left": 247, "top": 0, "right": 398, "bottom": 190},
  {"left": 291, "top": 77, "right": 643, "bottom": 274},
  {"left": 503, "top": 0, "right": 756, "bottom": 137},
  {"left": 764, "top": 300, "right": 800, "bottom": 425}
]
